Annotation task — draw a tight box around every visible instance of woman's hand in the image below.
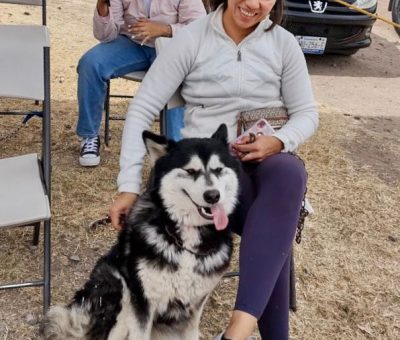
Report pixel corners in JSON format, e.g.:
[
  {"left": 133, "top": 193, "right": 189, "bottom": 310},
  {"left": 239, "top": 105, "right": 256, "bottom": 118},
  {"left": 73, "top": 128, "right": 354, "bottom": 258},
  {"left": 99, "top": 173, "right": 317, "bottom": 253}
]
[
  {"left": 128, "top": 19, "right": 171, "bottom": 45},
  {"left": 232, "top": 135, "right": 284, "bottom": 162},
  {"left": 109, "top": 192, "right": 138, "bottom": 230},
  {"left": 96, "top": 0, "right": 110, "bottom": 17}
]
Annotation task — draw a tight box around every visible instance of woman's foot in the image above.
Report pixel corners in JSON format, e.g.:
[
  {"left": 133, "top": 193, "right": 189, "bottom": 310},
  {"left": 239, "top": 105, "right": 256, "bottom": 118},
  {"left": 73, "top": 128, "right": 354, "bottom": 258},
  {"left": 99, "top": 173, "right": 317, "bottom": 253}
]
[
  {"left": 215, "top": 310, "right": 258, "bottom": 340},
  {"left": 214, "top": 332, "right": 257, "bottom": 340}
]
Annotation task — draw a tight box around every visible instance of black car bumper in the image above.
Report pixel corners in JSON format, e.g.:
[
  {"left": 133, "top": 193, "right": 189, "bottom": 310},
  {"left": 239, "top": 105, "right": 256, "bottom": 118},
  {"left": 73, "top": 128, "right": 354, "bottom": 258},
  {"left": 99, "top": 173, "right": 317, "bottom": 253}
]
[{"left": 283, "top": 0, "right": 377, "bottom": 54}]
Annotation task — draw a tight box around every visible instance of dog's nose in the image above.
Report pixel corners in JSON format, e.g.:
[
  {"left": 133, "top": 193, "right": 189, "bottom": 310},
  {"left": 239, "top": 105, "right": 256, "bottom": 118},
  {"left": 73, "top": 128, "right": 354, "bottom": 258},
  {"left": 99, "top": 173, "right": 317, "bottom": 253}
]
[{"left": 203, "top": 190, "right": 220, "bottom": 204}]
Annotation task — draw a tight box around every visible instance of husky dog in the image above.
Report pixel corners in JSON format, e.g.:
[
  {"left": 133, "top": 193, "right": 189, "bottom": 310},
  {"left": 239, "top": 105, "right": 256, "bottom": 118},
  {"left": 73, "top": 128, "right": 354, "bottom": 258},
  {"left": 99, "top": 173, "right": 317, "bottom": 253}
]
[{"left": 43, "top": 124, "right": 240, "bottom": 340}]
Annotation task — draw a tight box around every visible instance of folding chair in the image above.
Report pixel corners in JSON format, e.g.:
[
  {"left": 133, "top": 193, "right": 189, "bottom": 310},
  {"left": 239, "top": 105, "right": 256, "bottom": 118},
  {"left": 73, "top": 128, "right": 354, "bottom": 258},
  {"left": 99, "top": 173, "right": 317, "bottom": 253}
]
[
  {"left": 104, "top": 37, "right": 186, "bottom": 145},
  {"left": 0, "top": 0, "right": 51, "bottom": 314},
  {"left": 104, "top": 71, "right": 147, "bottom": 146},
  {"left": 104, "top": 70, "right": 174, "bottom": 145}
]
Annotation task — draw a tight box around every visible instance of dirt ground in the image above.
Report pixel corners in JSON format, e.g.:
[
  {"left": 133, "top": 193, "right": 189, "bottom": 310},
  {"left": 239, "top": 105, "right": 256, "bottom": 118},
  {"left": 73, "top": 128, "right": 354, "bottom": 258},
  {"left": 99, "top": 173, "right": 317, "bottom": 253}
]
[{"left": 0, "top": 1, "right": 399, "bottom": 339}]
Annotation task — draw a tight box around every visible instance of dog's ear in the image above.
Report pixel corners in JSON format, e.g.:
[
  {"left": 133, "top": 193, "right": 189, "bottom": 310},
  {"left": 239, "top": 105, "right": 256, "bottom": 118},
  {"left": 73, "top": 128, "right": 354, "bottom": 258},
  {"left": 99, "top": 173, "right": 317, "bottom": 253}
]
[
  {"left": 211, "top": 124, "right": 228, "bottom": 144},
  {"left": 142, "top": 131, "right": 177, "bottom": 164},
  {"left": 143, "top": 131, "right": 168, "bottom": 164}
]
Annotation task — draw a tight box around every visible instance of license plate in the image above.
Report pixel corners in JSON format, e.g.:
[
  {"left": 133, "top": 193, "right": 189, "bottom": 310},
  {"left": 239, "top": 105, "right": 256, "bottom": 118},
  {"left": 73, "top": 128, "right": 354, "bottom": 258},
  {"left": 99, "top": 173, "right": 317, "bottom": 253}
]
[{"left": 295, "top": 36, "right": 327, "bottom": 55}]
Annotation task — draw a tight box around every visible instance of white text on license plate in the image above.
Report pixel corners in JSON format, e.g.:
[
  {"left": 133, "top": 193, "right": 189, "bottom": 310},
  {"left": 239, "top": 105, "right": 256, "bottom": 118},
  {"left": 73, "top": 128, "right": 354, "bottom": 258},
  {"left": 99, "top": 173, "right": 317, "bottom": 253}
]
[{"left": 295, "top": 36, "right": 327, "bottom": 55}]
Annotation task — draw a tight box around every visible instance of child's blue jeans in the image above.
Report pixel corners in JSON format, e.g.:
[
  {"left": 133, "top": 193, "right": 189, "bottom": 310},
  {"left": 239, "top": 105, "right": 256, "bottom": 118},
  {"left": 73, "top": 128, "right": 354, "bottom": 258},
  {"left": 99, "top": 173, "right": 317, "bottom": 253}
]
[{"left": 76, "top": 35, "right": 183, "bottom": 141}]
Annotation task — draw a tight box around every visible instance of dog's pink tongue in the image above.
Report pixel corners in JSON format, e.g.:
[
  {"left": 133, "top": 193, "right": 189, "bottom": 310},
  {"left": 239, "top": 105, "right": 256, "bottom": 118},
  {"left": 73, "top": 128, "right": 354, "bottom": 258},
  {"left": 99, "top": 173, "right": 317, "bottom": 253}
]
[{"left": 211, "top": 204, "right": 228, "bottom": 230}]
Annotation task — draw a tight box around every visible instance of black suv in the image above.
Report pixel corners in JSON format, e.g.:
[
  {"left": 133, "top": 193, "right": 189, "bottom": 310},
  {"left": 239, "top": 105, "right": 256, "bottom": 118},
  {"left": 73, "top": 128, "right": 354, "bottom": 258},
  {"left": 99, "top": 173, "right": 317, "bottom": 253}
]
[{"left": 283, "top": 0, "right": 378, "bottom": 55}]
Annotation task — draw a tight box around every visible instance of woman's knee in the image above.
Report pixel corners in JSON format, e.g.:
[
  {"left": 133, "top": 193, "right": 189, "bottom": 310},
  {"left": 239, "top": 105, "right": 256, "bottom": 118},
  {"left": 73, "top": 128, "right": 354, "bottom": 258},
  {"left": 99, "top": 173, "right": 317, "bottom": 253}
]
[{"left": 256, "top": 153, "right": 307, "bottom": 189}]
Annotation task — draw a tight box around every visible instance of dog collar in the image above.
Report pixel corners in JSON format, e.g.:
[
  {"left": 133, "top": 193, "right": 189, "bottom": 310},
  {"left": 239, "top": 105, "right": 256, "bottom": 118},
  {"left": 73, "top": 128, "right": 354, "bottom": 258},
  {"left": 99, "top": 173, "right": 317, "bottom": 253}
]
[{"left": 164, "top": 223, "right": 216, "bottom": 257}]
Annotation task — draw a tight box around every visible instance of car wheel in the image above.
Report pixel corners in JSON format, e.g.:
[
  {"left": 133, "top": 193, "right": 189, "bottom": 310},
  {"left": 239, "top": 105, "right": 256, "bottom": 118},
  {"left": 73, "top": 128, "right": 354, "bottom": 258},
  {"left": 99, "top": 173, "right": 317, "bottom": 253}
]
[{"left": 393, "top": 0, "right": 400, "bottom": 36}]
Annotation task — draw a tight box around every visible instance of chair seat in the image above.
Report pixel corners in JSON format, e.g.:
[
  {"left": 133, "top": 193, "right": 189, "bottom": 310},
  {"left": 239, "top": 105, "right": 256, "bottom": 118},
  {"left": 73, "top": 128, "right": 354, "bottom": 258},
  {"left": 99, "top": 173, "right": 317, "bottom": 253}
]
[
  {"left": 121, "top": 71, "right": 147, "bottom": 82},
  {"left": 0, "top": 153, "right": 50, "bottom": 228}
]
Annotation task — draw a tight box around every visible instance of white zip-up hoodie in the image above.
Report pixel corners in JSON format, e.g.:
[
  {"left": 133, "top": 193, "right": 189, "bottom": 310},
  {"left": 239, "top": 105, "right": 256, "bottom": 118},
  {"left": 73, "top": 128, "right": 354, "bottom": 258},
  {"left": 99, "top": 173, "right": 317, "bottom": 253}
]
[{"left": 118, "top": 6, "right": 319, "bottom": 194}]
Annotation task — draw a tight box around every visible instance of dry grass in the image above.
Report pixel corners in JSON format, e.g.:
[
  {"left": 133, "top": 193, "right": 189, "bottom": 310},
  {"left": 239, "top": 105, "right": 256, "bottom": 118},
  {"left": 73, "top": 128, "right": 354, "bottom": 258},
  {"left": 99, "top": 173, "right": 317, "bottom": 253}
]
[
  {"left": 1, "top": 0, "right": 400, "bottom": 339},
  {"left": 1, "top": 101, "right": 399, "bottom": 339}
]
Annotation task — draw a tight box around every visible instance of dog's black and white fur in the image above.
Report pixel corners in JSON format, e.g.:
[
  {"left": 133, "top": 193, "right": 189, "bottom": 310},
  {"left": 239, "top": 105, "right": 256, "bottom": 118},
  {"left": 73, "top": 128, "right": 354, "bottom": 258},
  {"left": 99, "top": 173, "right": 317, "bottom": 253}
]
[{"left": 43, "top": 125, "right": 240, "bottom": 340}]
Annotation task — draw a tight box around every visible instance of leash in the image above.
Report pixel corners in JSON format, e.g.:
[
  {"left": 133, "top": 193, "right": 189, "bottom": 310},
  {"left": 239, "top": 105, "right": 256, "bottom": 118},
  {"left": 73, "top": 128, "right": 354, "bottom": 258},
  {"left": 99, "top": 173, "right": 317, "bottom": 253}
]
[
  {"left": 331, "top": 0, "right": 400, "bottom": 29},
  {"left": 0, "top": 112, "right": 42, "bottom": 142},
  {"left": 288, "top": 152, "right": 309, "bottom": 245},
  {"left": 88, "top": 213, "right": 217, "bottom": 256},
  {"left": 89, "top": 216, "right": 111, "bottom": 230}
]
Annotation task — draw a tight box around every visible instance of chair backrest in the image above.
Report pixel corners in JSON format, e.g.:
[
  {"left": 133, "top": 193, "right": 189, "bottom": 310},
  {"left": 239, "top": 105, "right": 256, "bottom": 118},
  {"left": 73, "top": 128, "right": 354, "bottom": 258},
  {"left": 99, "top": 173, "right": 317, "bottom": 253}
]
[
  {"left": 0, "top": 0, "right": 49, "bottom": 100},
  {"left": 0, "top": 0, "right": 47, "bottom": 25},
  {"left": 0, "top": 0, "right": 51, "bottom": 192},
  {"left": 1, "top": 0, "right": 42, "bottom": 4},
  {"left": 0, "top": 26, "right": 50, "bottom": 100}
]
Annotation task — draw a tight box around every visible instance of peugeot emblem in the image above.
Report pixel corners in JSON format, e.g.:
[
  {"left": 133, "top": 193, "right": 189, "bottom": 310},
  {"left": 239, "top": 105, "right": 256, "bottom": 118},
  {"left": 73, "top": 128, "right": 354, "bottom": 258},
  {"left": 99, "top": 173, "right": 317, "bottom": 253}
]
[{"left": 308, "top": 0, "right": 328, "bottom": 13}]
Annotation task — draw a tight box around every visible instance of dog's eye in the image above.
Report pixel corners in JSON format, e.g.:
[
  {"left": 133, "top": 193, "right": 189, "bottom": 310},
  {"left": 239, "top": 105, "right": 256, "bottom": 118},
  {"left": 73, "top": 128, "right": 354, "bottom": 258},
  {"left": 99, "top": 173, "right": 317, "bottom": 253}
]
[
  {"left": 212, "top": 167, "right": 223, "bottom": 175},
  {"left": 185, "top": 168, "right": 198, "bottom": 176}
]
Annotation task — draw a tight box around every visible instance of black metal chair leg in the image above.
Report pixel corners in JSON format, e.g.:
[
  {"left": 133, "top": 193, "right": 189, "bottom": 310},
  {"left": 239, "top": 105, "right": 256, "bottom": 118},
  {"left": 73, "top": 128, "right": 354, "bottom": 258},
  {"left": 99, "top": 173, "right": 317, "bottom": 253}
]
[
  {"left": 104, "top": 80, "right": 111, "bottom": 146},
  {"left": 223, "top": 271, "right": 239, "bottom": 278},
  {"left": 160, "top": 105, "right": 168, "bottom": 136},
  {"left": 32, "top": 222, "right": 40, "bottom": 246},
  {"left": 43, "top": 219, "right": 51, "bottom": 313}
]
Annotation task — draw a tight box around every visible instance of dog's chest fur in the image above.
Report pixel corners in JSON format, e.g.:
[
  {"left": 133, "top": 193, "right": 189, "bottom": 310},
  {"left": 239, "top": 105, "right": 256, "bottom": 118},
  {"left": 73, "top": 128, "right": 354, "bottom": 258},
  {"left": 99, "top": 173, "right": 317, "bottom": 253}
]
[
  {"left": 138, "top": 253, "right": 221, "bottom": 316},
  {"left": 137, "top": 222, "right": 228, "bottom": 323}
]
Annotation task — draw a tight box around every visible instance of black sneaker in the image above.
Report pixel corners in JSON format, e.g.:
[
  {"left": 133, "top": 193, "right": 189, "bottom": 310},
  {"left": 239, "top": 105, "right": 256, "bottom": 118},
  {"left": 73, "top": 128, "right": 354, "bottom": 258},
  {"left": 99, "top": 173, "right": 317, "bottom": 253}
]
[{"left": 79, "top": 136, "right": 100, "bottom": 167}]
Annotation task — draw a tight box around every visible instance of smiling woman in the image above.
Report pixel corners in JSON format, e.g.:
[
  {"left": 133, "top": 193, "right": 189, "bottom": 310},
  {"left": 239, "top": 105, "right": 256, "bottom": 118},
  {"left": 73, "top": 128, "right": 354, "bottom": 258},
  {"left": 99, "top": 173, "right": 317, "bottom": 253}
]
[{"left": 111, "top": 0, "right": 318, "bottom": 339}]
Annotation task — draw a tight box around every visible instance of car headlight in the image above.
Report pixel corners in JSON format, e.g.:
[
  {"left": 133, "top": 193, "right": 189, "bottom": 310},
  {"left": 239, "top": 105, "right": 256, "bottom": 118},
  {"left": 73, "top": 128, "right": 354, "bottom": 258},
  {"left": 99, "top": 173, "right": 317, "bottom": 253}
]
[{"left": 353, "top": 0, "right": 377, "bottom": 9}]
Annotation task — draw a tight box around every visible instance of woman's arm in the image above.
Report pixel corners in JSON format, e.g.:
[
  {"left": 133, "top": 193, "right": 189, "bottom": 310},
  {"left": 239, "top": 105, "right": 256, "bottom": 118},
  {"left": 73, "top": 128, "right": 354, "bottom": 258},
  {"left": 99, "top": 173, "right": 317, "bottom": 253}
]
[
  {"left": 93, "top": 0, "right": 125, "bottom": 42},
  {"left": 273, "top": 34, "right": 319, "bottom": 152},
  {"left": 117, "top": 28, "right": 199, "bottom": 195},
  {"left": 110, "top": 28, "right": 198, "bottom": 228}
]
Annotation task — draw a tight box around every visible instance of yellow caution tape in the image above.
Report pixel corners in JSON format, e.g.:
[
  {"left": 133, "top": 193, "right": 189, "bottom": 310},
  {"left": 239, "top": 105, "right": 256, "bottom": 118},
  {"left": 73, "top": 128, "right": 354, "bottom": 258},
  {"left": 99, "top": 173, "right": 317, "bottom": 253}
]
[{"left": 332, "top": 0, "right": 400, "bottom": 29}]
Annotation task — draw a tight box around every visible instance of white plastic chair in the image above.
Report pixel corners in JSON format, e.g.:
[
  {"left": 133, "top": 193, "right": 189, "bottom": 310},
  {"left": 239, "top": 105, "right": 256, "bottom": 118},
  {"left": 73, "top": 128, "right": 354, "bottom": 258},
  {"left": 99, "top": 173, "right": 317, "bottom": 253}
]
[{"left": 0, "top": 0, "right": 51, "bottom": 313}]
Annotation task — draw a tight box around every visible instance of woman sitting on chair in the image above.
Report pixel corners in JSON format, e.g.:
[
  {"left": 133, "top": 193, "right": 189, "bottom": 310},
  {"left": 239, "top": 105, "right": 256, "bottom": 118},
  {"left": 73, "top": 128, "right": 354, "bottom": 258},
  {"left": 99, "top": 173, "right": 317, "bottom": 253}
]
[
  {"left": 110, "top": 0, "right": 319, "bottom": 339},
  {"left": 76, "top": 0, "right": 206, "bottom": 167}
]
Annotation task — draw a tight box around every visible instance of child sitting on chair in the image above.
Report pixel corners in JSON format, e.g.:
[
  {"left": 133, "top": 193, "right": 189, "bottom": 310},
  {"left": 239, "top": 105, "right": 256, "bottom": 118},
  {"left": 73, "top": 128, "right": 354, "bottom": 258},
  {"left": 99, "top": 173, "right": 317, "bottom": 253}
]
[{"left": 76, "top": 0, "right": 206, "bottom": 167}]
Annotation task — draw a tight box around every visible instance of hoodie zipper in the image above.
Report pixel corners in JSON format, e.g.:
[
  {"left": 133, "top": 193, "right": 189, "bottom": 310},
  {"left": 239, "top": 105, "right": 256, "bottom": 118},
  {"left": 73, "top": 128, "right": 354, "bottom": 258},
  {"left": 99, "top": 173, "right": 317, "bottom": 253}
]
[{"left": 237, "top": 48, "right": 243, "bottom": 97}]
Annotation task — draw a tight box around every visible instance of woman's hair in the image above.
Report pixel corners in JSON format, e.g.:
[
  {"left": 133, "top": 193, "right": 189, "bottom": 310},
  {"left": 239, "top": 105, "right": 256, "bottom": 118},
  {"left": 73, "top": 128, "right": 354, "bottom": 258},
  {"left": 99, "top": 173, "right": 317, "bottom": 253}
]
[{"left": 209, "top": 0, "right": 284, "bottom": 32}]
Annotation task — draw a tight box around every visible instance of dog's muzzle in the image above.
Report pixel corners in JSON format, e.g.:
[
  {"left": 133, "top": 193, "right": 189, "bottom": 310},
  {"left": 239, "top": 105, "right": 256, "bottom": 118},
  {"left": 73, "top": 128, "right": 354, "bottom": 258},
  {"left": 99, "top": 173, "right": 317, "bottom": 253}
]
[{"left": 182, "top": 189, "right": 229, "bottom": 230}]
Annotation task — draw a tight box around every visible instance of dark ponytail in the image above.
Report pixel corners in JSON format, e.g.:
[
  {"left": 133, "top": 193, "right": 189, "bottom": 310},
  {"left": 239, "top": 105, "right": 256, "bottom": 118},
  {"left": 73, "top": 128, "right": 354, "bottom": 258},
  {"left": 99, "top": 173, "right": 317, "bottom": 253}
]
[{"left": 208, "top": 0, "right": 284, "bottom": 31}]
